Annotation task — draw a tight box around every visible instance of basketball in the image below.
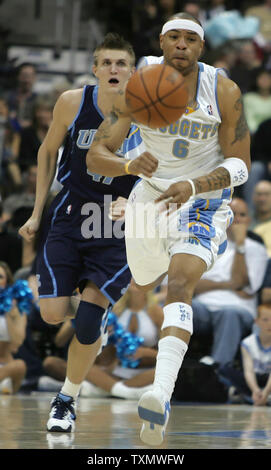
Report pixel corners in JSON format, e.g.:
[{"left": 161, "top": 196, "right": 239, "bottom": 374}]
[{"left": 125, "top": 64, "right": 188, "bottom": 129}]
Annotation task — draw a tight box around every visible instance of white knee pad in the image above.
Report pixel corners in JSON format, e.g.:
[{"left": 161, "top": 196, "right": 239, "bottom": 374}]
[{"left": 162, "top": 302, "right": 193, "bottom": 335}]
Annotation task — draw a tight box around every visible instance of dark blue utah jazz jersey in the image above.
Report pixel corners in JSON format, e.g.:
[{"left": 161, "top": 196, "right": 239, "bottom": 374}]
[{"left": 56, "top": 85, "right": 143, "bottom": 202}]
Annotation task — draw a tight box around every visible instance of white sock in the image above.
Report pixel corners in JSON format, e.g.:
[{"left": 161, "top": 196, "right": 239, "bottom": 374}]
[
  {"left": 153, "top": 335, "right": 188, "bottom": 401},
  {"left": 60, "top": 377, "right": 81, "bottom": 399}
]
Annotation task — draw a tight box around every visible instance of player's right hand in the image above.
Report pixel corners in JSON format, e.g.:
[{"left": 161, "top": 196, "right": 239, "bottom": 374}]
[
  {"left": 128, "top": 152, "right": 158, "bottom": 177},
  {"left": 18, "top": 217, "right": 40, "bottom": 242}
]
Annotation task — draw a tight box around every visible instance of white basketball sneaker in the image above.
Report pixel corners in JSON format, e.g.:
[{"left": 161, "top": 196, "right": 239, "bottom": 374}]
[
  {"left": 138, "top": 389, "right": 171, "bottom": 446},
  {"left": 47, "top": 393, "right": 76, "bottom": 432}
]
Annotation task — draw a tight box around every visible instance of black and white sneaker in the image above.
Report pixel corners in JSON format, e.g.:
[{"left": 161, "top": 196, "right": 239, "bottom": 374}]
[{"left": 47, "top": 393, "right": 76, "bottom": 432}]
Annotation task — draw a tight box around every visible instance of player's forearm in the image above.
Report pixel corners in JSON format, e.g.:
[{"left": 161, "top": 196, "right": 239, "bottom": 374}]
[
  {"left": 86, "top": 144, "right": 128, "bottom": 177},
  {"left": 32, "top": 144, "right": 58, "bottom": 220},
  {"left": 192, "top": 167, "right": 231, "bottom": 195}
]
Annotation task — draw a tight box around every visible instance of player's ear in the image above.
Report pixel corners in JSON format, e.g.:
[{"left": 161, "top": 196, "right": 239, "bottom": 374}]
[
  {"left": 92, "top": 64, "right": 97, "bottom": 77},
  {"left": 159, "top": 34, "right": 164, "bottom": 51}
]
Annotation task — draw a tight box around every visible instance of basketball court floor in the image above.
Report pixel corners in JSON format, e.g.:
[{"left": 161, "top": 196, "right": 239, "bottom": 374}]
[{"left": 1, "top": 392, "right": 271, "bottom": 450}]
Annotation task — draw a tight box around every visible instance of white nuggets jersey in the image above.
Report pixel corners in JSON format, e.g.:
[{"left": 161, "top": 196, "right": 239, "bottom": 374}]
[
  {"left": 137, "top": 56, "right": 229, "bottom": 200},
  {"left": 241, "top": 334, "right": 271, "bottom": 375}
]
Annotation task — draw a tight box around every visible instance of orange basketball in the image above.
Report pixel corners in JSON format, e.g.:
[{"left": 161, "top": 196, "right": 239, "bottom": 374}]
[{"left": 125, "top": 64, "right": 188, "bottom": 129}]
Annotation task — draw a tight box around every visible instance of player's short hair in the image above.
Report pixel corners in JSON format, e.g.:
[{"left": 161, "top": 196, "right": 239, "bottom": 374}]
[
  {"left": 93, "top": 32, "right": 135, "bottom": 66},
  {"left": 169, "top": 12, "right": 202, "bottom": 27}
]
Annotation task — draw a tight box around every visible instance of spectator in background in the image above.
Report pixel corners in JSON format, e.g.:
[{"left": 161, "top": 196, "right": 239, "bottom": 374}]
[
  {"left": 220, "top": 304, "right": 271, "bottom": 406},
  {"left": 2, "top": 164, "right": 36, "bottom": 223},
  {"left": 0, "top": 94, "right": 21, "bottom": 194},
  {"left": 250, "top": 180, "right": 271, "bottom": 257},
  {"left": 245, "top": 0, "right": 271, "bottom": 52},
  {"left": 243, "top": 69, "right": 271, "bottom": 135},
  {"left": 14, "top": 274, "right": 73, "bottom": 392},
  {"left": 230, "top": 40, "right": 262, "bottom": 94},
  {"left": 204, "top": 0, "right": 226, "bottom": 22},
  {"left": 4, "top": 63, "right": 38, "bottom": 131},
  {"left": 0, "top": 202, "right": 23, "bottom": 273},
  {"left": 242, "top": 119, "right": 271, "bottom": 210},
  {"left": 39, "top": 281, "right": 163, "bottom": 400},
  {"left": 210, "top": 43, "right": 238, "bottom": 77},
  {"left": 192, "top": 197, "right": 268, "bottom": 367},
  {"left": 260, "top": 259, "right": 271, "bottom": 307},
  {"left": 16, "top": 96, "right": 54, "bottom": 173},
  {"left": 132, "top": 0, "right": 180, "bottom": 58},
  {"left": 0, "top": 261, "right": 27, "bottom": 394}
]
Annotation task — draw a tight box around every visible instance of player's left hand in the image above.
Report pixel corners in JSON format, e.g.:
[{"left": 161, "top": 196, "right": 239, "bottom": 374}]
[{"left": 155, "top": 181, "right": 193, "bottom": 208}]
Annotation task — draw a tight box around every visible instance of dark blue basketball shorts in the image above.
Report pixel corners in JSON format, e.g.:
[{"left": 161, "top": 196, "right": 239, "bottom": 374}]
[{"left": 36, "top": 188, "right": 131, "bottom": 305}]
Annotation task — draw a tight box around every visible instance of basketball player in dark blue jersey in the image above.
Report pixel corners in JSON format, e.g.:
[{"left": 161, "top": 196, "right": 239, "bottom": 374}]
[{"left": 19, "top": 33, "right": 155, "bottom": 433}]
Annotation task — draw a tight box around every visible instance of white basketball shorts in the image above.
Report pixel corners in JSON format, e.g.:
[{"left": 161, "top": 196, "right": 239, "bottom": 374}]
[{"left": 125, "top": 180, "right": 233, "bottom": 286}]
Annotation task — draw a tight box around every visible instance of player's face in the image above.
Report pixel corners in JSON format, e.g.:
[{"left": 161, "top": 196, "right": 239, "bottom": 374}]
[
  {"left": 93, "top": 49, "right": 135, "bottom": 93},
  {"left": 160, "top": 29, "right": 204, "bottom": 75}
]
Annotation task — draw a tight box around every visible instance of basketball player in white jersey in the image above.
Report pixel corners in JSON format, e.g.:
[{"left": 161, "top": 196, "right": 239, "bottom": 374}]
[{"left": 86, "top": 12, "right": 251, "bottom": 446}]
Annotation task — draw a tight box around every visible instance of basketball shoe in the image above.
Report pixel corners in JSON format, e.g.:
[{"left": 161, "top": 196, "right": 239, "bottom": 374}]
[
  {"left": 47, "top": 393, "right": 76, "bottom": 432},
  {"left": 138, "top": 389, "right": 171, "bottom": 446}
]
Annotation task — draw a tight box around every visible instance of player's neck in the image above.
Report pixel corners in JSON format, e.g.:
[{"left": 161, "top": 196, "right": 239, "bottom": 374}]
[
  {"left": 183, "top": 64, "right": 200, "bottom": 109},
  {"left": 97, "top": 89, "right": 120, "bottom": 116}
]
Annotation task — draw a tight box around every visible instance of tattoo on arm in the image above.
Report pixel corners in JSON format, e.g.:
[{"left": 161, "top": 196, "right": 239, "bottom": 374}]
[
  {"left": 231, "top": 97, "right": 249, "bottom": 145},
  {"left": 93, "top": 117, "right": 112, "bottom": 143},
  {"left": 194, "top": 167, "right": 231, "bottom": 193}
]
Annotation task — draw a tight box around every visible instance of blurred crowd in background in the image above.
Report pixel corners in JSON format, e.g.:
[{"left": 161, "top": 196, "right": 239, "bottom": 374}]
[{"left": 0, "top": 0, "right": 271, "bottom": 404}]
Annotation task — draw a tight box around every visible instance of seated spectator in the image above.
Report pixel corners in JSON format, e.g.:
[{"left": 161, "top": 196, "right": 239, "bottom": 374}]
[
  {"left": 250, "top": 180, "right": 271, "bottom": 256},
  {"left": 192, "top": 197, "right": 268, "bottom": 367},
  {"left": 37, "top": 281, "right": 163, "bottom": 399},
  {"left": 243, "top": 68, "right": 271, "bottom": 134},
  {"left": 219, "top": 304, "right": 271, "bottom": 406},
  {"left": 0, "top": 261, "right": 27, "bottom": 394},
  {"left": 4, "top": 62, "right": 38, "bottom": 132},
  {"left": 14, "top": 274, "right": 73, "bottom": 392}
]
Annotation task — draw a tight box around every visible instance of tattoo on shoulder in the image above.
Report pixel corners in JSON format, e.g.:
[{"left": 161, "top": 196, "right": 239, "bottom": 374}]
[{"left": 231, "top": 97, "right": 249, "bottom": 145}]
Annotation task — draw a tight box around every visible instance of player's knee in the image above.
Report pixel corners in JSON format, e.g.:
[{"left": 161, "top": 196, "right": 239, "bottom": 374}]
[
  {"left": 40, "top": 308, "right": 64, "bottom": 325},
  {"left": 74, "top": 301, "right": 105, "bottom": 345},
  {"left": 39, "top": 301, "right": 65, "bottom": 325}
]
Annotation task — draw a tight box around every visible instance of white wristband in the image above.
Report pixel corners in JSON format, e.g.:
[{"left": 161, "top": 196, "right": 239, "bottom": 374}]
[
  {"left": 217, "top": 157, "right": 249, "bottom": 187},
  {"left": 187, "top": 179, "right": 196, "bottom": 197}
]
